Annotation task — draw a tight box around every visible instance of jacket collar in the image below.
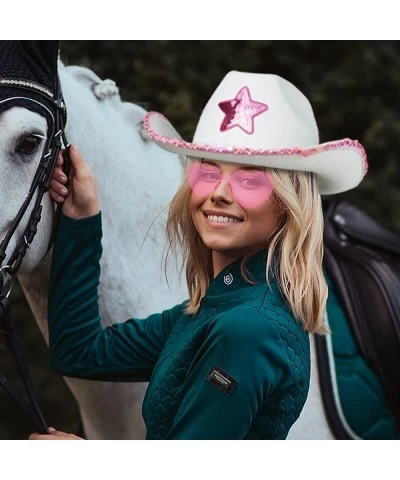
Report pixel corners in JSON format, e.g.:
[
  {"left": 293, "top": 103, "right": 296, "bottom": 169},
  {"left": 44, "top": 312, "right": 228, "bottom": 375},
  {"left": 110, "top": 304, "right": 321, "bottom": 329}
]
[{"left": 205, "top": 249, "right": 273, "bottom": 298}]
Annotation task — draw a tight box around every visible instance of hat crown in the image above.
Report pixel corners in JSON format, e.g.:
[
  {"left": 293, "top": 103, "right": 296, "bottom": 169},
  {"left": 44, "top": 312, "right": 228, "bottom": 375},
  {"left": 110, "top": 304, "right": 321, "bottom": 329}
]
[{"left": 193, "top": 71, "right": 319, "bottom": 150}]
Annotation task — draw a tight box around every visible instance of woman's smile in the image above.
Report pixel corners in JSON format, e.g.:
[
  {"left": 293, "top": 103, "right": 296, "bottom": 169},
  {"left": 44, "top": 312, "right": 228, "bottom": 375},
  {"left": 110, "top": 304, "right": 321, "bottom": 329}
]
[{"left": 202, "top": 209, "right": 244, "bottom": 226}]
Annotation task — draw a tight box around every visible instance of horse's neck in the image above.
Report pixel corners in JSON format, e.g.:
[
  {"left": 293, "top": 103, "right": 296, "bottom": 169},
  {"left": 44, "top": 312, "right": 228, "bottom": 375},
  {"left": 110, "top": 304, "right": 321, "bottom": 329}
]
[
  {"left": 21, "top": 65, "right": 186, "bottom": 336},
  {"left": 18, "top": 257, "right": 52, "bottom": 342}
]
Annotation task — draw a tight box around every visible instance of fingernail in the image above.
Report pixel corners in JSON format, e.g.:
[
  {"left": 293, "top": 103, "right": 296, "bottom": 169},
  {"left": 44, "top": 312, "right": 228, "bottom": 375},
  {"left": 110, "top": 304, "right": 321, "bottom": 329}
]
[
  {"left": 72, "top": 145, "right": 78, "bottom": 154},
  {"left": 60, "top": 188, "right": 67, "bottom": 195},
  {"left": 48, "top": 427, "right": 56, "bottom": 433},
  {"left": 59, "top": 175, "right": 67, "bottom": 182}
]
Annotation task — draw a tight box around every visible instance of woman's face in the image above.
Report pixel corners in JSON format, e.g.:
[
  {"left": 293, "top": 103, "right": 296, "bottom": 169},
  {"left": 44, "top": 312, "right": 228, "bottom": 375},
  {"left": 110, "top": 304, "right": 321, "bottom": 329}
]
[{"left": 190, "top": 160, "right": 282, "bottom": 261}]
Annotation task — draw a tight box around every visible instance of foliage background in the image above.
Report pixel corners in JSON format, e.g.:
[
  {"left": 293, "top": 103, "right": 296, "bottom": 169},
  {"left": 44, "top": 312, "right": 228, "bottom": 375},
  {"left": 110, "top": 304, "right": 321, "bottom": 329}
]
[{"left": 1, "top": 41, "right": 400, "bottom": 439}]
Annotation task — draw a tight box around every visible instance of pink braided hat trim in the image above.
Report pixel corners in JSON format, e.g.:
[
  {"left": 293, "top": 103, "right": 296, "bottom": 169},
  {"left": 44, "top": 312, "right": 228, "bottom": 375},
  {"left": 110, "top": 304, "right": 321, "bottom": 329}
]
[{"left": 144, "top": 112, "right": 368, "bottom": 175}]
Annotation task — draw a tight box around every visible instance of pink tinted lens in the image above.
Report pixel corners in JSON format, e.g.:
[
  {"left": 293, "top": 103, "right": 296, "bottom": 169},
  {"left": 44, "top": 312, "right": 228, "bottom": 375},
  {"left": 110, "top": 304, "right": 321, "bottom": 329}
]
[
  {"left": 188, "top": 163, "right": 273, "bottom": 208},
  {"left": 230, "top": 170, "right": 273, "bottom": 208},
  {"left": 188, "top": 163, "right": 222, "bottom": 197}
]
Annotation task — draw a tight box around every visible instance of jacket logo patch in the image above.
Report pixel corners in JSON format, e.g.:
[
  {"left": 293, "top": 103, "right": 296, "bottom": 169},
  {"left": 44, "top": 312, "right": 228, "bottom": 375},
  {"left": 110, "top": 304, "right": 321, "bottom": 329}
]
[
  {"left": 224, "top": 273, "right": 233, "bottom": 285},
  {"left": 206, "top": 365, "right": 237, "bottom": 396}
]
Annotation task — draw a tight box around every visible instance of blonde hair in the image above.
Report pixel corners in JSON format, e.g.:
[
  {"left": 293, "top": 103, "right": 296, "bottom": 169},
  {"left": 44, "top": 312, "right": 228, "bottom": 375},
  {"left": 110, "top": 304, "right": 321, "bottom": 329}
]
[{"left": 166, "top": 158, "right": 329, "bottom": 335}]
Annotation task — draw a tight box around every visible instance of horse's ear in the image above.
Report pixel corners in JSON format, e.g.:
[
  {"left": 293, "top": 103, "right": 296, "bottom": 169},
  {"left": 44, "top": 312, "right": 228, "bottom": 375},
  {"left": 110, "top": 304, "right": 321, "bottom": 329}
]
[{"left": 19, "top": 41, "right": 59, "bottom": 80}]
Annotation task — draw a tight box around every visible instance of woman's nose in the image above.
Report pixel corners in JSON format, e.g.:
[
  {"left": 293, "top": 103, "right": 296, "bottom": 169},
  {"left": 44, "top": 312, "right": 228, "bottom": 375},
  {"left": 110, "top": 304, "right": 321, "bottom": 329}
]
[{"left": 211, "top": 179, "right": 233, "bottom": 204}]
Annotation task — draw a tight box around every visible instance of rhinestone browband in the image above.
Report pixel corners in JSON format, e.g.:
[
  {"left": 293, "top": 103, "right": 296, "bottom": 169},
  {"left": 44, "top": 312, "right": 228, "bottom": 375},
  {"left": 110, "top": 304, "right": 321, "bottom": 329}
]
[{"left": 0, "top": 78, "right": 53, "bottom": 99}]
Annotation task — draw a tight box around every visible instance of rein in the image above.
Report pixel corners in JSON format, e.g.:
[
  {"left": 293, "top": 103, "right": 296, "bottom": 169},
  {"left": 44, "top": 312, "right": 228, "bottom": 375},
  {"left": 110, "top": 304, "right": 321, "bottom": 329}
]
[{"left": 0, "top": 74, "right": 70, "bottom": 435}]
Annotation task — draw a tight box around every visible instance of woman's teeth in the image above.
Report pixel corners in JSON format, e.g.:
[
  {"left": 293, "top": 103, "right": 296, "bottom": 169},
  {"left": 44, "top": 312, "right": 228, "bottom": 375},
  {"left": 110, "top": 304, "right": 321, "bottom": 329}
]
[{"left": 207, "top": 215, "right": 240, "bottom": 223}]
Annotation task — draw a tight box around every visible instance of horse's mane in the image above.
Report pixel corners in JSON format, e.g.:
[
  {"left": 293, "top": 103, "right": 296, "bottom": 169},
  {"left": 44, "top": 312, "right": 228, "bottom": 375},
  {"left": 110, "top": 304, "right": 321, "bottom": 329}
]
[
  {"left": 58, "top": 62, "right": 187, "bottom": 170},
  {"left": 59, "top": 62, "right": 149, "bottom": 140}
]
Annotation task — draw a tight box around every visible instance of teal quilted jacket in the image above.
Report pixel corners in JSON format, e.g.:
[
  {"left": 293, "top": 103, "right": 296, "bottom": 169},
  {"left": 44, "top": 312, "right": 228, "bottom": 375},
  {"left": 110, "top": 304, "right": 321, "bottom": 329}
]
[{"left": 48, "top": 212, "right": 311, "bottom": 439}]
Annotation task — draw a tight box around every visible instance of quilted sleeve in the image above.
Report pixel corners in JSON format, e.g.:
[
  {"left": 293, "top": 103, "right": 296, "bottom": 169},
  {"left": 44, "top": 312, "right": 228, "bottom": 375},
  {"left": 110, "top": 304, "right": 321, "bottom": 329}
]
[
  {"left": 47, "top": 212, "right": 183, "bottom": 382},
  {"left": 165, "top": 307, "right": 292, "bottom": 439}
]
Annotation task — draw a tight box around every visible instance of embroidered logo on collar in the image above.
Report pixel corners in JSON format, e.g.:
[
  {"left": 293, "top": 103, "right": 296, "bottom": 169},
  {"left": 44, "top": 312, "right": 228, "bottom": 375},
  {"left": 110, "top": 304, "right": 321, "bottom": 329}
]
[
  {"left": 206, "top": 365, "right": 238, "bottom": 396},
  {"left": 224, "top": 273, "right": 233, "bottom": 285}
]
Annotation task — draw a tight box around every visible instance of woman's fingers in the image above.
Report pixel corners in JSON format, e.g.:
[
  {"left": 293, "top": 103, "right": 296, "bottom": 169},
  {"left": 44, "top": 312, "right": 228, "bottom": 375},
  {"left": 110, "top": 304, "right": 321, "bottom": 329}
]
[
  {"left": 50, "top": 152, "right": 69, "bottom": 203},
  {"left": 29, "top": 429, "right": 84, "bottom": 440},
  {"left": 29, "top": 432, "right": 62, "bottom": 440},
  {"left": 50, "top": 178, "right": 68, "bottom": 195},
  {"left": 68, "top": 145, "right": 89, "bottom": 180},
  {"left": 53, "top": 165, "right": 67, "bottom": 184},
  {"left": 56, "top": 151, "right": 64, "bottom": 167},
  {"left": 49, "top": 178, "right": 68, "bottom": 202},
  {"left": 51, "top": 145, "right": 99, "bottom": 218}
]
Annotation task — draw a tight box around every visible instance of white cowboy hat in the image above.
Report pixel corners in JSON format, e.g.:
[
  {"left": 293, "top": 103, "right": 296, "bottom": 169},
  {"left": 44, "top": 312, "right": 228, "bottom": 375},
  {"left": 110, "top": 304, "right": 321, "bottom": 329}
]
[{"left": 144, "top": 71, "right": 367, "bottom": 195}]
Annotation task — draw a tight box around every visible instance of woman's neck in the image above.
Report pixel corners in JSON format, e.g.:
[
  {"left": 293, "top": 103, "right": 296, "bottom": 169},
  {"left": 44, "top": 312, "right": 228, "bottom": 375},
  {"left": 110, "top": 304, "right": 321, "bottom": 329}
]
[
  {"left": 212, "top": 249, "right": 258, "bottom": 278},
  {"left": 212, "top": 245, "right": 269, "bottom": 278},
  {"left": 212, "top": 252, "right": 240, "bottom": 278}
]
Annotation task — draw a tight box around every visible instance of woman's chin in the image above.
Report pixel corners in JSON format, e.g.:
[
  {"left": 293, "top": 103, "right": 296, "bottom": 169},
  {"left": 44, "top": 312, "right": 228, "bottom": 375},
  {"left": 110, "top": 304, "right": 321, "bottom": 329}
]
[
  {"left": 202, "top": 236, "right": 235, "bottom": 252},
  {"left": 203, "top": 238, "right": 247, "bottom": 257}
]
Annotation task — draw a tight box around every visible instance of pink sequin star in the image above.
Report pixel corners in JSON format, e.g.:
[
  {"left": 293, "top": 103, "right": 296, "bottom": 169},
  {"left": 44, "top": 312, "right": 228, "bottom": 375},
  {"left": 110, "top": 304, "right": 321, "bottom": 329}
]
[{"left": 218, "top": 86, "right": 269, "bottom": 135}]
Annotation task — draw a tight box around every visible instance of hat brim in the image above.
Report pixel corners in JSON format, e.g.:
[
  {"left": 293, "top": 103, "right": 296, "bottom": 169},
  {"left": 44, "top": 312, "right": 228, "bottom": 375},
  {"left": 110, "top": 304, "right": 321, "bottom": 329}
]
[{"left": 144, "top": 112, "right": 367, "bottom": 195}]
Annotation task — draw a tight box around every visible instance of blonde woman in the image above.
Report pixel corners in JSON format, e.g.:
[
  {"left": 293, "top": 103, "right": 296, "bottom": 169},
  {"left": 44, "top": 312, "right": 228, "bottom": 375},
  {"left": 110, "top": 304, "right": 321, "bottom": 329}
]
[{"left": 30, "top": 71, "right": 367, "bottom": 440}]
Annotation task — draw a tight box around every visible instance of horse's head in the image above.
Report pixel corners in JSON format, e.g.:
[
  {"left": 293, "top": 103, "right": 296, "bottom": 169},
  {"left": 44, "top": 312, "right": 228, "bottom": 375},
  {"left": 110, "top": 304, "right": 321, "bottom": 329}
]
[
  {"left": 0, "top": 105, "right": 55, "bottom": 272},
  {"left": 1, "top": 41, "right": 185, "bottom": 287},
  {"left": 0, "top": 41, "right": 61, "bottom": 274}
]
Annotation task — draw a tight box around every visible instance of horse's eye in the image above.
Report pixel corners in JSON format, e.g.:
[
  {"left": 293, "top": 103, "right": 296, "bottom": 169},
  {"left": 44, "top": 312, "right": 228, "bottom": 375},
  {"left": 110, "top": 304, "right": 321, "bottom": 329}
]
[{"left": 17, "top": 135, "right": 42, "bottom": 155}]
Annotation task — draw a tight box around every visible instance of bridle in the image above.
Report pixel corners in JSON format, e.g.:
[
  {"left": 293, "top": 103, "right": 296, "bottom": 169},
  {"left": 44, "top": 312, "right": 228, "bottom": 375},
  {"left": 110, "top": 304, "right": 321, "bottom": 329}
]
[
  {"left": 0, "top": 73, "right": 70, "bottom": 435},
  {"left": 0, "top": 77, "right": 69, "bottom": 273}
]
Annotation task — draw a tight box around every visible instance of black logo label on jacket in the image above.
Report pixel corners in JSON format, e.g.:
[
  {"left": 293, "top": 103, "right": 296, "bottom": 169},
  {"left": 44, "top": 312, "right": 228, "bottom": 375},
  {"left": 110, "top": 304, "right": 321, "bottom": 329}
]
[{"left": 206, "top": 365, "right": 237, "bottom": 396}]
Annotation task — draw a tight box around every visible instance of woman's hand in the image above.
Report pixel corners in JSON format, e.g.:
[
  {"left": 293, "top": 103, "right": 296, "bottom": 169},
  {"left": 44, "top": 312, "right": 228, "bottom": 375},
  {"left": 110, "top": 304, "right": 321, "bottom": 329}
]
[
  {"left": 49, "top": 145, "right": 100, "bottom": 219},
  {"left": 29, "top": 427, "right": 84, "bottom": 440}
]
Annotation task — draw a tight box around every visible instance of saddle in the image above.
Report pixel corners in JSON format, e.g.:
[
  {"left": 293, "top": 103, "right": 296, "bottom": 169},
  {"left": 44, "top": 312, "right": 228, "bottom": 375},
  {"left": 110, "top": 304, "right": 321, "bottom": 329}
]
[{"left": 322, "top": 199, "right": 400, "bottom": 434}]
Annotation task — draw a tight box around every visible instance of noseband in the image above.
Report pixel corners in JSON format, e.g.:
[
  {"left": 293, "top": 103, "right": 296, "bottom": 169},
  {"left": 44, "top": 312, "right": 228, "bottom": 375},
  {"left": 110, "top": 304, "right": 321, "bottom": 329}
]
[{"left": 0, "top": 74, "right": 70, "bottom": 435}]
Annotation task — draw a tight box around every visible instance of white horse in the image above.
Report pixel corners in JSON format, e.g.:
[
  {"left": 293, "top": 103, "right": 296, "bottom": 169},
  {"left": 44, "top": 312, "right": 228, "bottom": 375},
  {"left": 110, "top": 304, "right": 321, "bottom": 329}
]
[{"left": 0, "top": 61, "right": 335, "bottom": 439}]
